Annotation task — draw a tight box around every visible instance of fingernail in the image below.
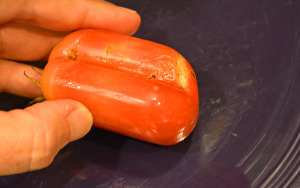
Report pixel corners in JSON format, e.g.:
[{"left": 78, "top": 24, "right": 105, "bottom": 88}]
[
  {"left": 67, "top": 105, "right": 93, "bottom": 141},
  {"left": 119, "top": 6, "right": 137, "bottom": 14}
]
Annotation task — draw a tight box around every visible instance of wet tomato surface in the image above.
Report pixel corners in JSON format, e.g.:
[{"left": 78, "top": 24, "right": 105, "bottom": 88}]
[{"left": 41, "top": 29, "right": 199, "bottom": 145}]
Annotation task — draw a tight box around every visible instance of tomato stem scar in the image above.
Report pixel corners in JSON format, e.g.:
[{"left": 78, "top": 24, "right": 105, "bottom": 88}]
[{"left": 67, "top": 48, "right": 78, "bottom": 61}]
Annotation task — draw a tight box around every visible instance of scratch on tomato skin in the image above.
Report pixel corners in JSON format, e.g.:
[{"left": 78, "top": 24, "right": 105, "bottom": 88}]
[
  {"left": 148, "top": 73, "right": 156, "bottom": 79},
  {"left": 190, "top": 71, "right": 196, "bottom": 78},
  {"left": 66, "top": 48, "right": 78, "bottom": 61}
]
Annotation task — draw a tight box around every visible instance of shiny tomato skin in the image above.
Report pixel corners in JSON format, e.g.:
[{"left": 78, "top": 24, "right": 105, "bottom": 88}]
[{"left": 41, "top": 29, "right": 199, "bottom": 146}]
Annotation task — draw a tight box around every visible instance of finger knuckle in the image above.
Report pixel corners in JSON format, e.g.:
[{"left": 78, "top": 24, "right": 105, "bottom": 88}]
[
  {"left": 30, "top": 132, "right": 57, "bottom": 170},
  {"left": 34, "top": 123, "right": 59, "bottom": 168},
  {"left": 25, "top": 113, "right": 59, "bottom": 170}
]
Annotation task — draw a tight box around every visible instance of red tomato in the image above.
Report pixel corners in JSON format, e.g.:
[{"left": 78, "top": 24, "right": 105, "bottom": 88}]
[{"left": 41, "top": 29, "right": 199, "bottom": 145}]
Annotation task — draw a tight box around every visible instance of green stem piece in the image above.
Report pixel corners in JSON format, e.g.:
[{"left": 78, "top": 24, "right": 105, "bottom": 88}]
[
  {"left": 23, "top": 71, "right": 41, "bottom": 88},
  {"left": 27, "top": 96, "right": 46, "bottom": 106},
  {"left": 31, "top": 66, "right": 43, "bottom": 76}
]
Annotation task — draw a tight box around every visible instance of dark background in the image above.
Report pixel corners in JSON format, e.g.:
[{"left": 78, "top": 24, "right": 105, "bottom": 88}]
[{"left": 1, "top": 0, "right": 299, "bottom": 187}]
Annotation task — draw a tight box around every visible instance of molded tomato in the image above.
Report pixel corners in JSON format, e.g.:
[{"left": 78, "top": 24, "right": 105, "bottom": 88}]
[{"left": 41, "top": 29, "right": 199, "bottom": 145}]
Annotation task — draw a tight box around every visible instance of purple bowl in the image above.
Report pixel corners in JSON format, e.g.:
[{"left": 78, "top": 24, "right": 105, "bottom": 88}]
[{"left": 1, "top": 0, "right": 299, "bottom": 187}]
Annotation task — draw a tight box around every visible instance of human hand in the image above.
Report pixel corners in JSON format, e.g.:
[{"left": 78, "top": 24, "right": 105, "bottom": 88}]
[{"left": 0, "top": 0, "right": 141, "bottom": 175}]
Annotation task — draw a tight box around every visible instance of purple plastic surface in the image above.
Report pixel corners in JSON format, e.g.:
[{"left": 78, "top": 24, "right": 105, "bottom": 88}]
[{"left": 0, "top": 0, "right": 299, "bottom": 187}]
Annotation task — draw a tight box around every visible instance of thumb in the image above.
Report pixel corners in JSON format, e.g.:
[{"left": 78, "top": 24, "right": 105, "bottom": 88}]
[{"left": 0, "top": 99, "right": 93, "bottom": 176}]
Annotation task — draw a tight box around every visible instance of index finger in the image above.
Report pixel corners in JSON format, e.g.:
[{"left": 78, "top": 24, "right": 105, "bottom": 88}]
[{"left": 0, "top": 0, "right": 141, "bottom": 35}]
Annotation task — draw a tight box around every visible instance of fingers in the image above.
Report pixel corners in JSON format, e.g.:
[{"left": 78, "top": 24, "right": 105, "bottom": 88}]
[
  {"left": 0, "top": 99, "right": 93, "bottom": 175},
  {"left": 0, "top": 0, "right": 141, "bottom": 35},
  {"left": 0, "top": 0, "right": 141, "bottom": 61},
  {"left": 0, "top": 59, "right": 43, "bottom": 98},
  {"left": 0, "top": 22, "right": 67, "bottom": 61}
]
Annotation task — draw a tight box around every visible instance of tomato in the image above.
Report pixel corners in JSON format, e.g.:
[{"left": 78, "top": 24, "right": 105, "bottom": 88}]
[{"left": 41, "top": 29, "right": 199, "bottom": 145}]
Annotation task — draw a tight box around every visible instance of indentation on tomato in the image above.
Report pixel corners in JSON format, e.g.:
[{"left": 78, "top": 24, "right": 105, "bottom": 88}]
[
  {"left": 105, "top": 44, "right": 114, "bottom": 57},
  {"left": 176, "top": 55, "right": 188, "bottom": 89}
]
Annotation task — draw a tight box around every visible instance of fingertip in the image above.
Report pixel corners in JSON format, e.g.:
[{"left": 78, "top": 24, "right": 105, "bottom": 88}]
[
  {"left": 67, "top": 103, "right": 93, "bottom": 142},
  {"left": 97, "top": 1, "right": 141, "bottom": 35},
  {"left": 118, "top": 5, "right": 138, "bottom": 14},
  {"left": 118, "top": 6, "right": 141, "bottom": 35},
  {"left": 129, "top": 12, "right": 142, "bottom": 35},
  {"left": 88, "top": 1, "right": 141, "bottom": 35}
]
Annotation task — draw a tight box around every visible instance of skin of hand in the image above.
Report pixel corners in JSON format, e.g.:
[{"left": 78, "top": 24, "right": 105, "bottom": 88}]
[{"left": 0, "top": 0, "right": 141, "bottom": 176}]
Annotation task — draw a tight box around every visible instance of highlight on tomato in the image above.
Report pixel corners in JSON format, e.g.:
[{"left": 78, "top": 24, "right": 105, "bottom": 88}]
[{"left": 40, "top": 29, "right": 199, "bottom": 146}]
